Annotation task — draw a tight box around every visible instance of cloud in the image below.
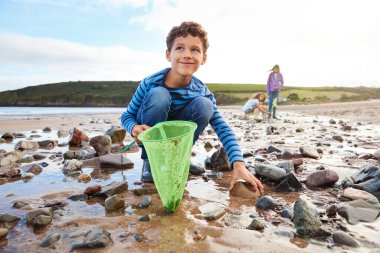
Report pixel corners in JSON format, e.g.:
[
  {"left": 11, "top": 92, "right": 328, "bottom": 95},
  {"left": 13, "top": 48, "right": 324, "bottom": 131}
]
[{"left": 0, "top": 33, "right": 167, "bottom": 91}]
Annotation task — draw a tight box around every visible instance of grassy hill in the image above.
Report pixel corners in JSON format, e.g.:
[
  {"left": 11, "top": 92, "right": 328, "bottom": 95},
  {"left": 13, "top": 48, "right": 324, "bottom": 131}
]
[{"left": 0, "top": 81, "right": 379, "bottom": 107}]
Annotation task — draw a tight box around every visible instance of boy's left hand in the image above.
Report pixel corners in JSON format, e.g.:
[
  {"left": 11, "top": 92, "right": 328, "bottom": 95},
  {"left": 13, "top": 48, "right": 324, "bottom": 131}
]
[{"left": 229, "top": 161, "right": 264, "bottom": 194}]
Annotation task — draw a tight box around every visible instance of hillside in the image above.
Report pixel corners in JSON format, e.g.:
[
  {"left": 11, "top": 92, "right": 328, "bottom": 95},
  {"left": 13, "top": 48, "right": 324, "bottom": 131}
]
[{"left": 0, "top": 81, "right": 379, "bottom": 106}]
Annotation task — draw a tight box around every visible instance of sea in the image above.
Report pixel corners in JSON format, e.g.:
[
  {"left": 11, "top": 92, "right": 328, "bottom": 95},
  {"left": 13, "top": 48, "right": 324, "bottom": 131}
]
[{"left": 0, "top": 106, "right": 126, "bottom": 119}]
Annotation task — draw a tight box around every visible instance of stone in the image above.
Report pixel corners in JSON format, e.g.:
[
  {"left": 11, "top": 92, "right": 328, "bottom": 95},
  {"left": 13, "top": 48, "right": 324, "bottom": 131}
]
[
  {"left": 299, "top": 146, "right": 320, "bottom": 159},
  {"left": 62, "top": 159, "right": 83, "bottom": 174},
  {"left": 40, "top": 233, "right": 61, "bottom": 247},
  {"left": 306, "top": 169, "right": 339, "bottom": 187},
  {"left": 37, "top": 140, "right": 57, "bottom": 149},
  {"left": 210, "top": 148, "right": 230, "bottom": 171},
  {"left": 57, "top": 129, "right": 69, "bottom": 138},
  {"left": 84, "top": 185, "right": 102, "bottom": 195},
  {"left": 274, "top": 173, "right": 303, "bottom": 192},
  {"left": 337, "top": 199, "right": 380, "bottom": 224},
  {"left": 293, "top": 198, "right": 323, "bottom": 237},
  {"left": 90, "top": 135, "right": 112, "bottom": 156},
  {"left": 68, "top": 127, "right": 89, "bottom": 147},
  {"left": 247, "top": 219, "right": 265, "bottom": 231},
  {"left": 0, "top": 166, "right": 21, "bottom": 178},
  {"left": 0, "top": 151, "right": 23, "bottom": 167},
  {"left": 99, "top": 154, "right": 134, "bottom": 170},
  {"left": 342, "top": 187, "right": 378, "bottom": 201},
  {"left": 0, "top": 228, "right": 8, "bottom": 240},
  {"left": 350, "top": 164, "right": 380, "bottom": 198},
  {"left": 14, "top": 141, "right": 39, "bottom": 151},
  {"left": 280, "top": 150, "right": 293, "bottom": 160},
  {"left": 256, "top": 195, "right": 279, "bottom": 210},
  {"left": 189, "top": 159, "right": 205, "bottom": 175},
  {"left": 93, "top": 181, "right": 128, "bottom": 198},
  {"left": 230, "top": 181, "right": 261, "bottom": 198},
  {"left": 20, "top": 163, "right": 43, "bottom": 175},
  {"left": 0, "top": 213, "right": 21, "bottom": 223},
  {"left": 139, "top": 195, "right": 152, "bottom": 208},
  {"left": 105, "top": 126, "right": 126, "bottom": 144},
  {"left": 332, "top": 231, "right": 360, "bottom": 247},
  {"left": 254, "top": 163, "right": 287, "bottom": 181},
  {"left": 105, "top": 195, "right": 125, "bottom": 211},
  {"left": 71, "top": 230, "right": 112, "bottom": 250}
]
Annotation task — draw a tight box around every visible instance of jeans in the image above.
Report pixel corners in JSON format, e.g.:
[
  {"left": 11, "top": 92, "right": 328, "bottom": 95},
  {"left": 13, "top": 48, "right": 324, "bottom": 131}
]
[
  {"left": 136, "top": 87, "right": 214, "bottom": 160},
  {"left": 268, "top": 91, "right": 279, "bottom": 114}
]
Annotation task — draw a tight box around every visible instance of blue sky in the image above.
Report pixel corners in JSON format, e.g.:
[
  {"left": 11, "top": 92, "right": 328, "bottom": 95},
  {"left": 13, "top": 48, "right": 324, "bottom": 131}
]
[{"left": 0, "top": 0, "right": 380, "bottom": 91}]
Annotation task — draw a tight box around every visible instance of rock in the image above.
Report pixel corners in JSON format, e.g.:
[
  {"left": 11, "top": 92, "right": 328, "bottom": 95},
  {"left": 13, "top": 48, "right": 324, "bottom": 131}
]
[
  {"left": 0, "top": 228, "right": 8, "bottom": 240},
  {"left": 326, "top": 204, "right": 338, "bottom": 217},
  {"left": 93, "top": 181, "right": 128, "bottom": 198},
  {"left": 199, "top": 202, "right": 226, "bottom": 221},
  {"left": 299, "top": 146, "right": 320, "bottom": 159},
  {"left": 350, "top": 164, "right": 380, "bottom": 198},
  {"left": 71, "top": 230, "right": 112, "bottom": 250},
  {"left": 12, "top": 200, "right": 28, "bottom": 209},
  {"left": 306, "top": 169, "right": 339, "bottom": 187},
  {"left": 332, "top": 231, "right": 360, "bottom": 248},
  {"left": 292, "top": 158, "right": 303, "bottom": 167},
  {"left": 332, "top": 135, "right": 344, "bottom": 142},
  {"left": 63, "top": 150, "right": 82, "bottom": 160},
  {"left": 26, "top": 208, "right": 51, "bottom": 225},
  {"left": 280, "top": 150, "right": 293, "bottom": 160},
  {"left": 247, "top": 219, "right": 265, "bottom": 231},
  {"left": 189, "top": 160, "right": 205, "bottom": 175},
  {"left": 77, "top": 174, "right": 91, "bottom": 182},
  {"left": 16, "top": 156, "right": 35, "bottom": 163},
  {"left": 0, "top": 166, "right": 21, "bottom": 178},
  {"left": 138, "top": 214, "right": 153, "bottom": 221},
  {"left": 84, "top": 185, "right": 102, "bottom": 195},
  {"left": 37, "top": 140, "right": 57, "bottom": 149},
  {"left": 274, "top": 173, "right": 303, "bottom": 192},
  {"left": 62, "top": 159, "right": 83, "bottom": 174},
  {"left": 57, "top": 129, "right": 69, "bottom": 138},
  {"left": 133, "top": 187, "right": 158, "bottom": 196},
  {"left": 373, "top": 150, "right": 380, "bottom": 160},
  {"left": 105, "top": 195, "right": 125, "bottom": 211},
  {"left": 0, "top": 213, "right": 21, "bottom": 223},
  {"left": 105, "top": 126, "right": 126, "bottom": 144},
  {"left": 99, "top": 154, "right": 134, "bottom": 170},
  {"left": 68, "top": 127, "right": 89, "bottom": 147},
  {"left": 329, "top": 119, "right": 336, "bottom": 124},
  {"left": 20, "top": 163, "right": 43, "bottom": 175},
  {"left": 276, "top": 161, "right": 294, "bottom": 173},
  {"left": 139, "top": 195, "right": 152, "bottom": 208},
  {"left": 1, "top": 132, "right": 14, "bottom": 142},
  {"left": 40, "top": 233, "right": 61, "bottom": 247},
  {"left": 14, "top": 141, "right": 39, "bottom": 151},
  {"left": 293, "top": 198, "right": 324, "bottom": 237},
  {"left": 337, "top": 199, "right": 380, "bottom": 225},
  {"left": 230, "top": 181, "right": 261, "bottom": 198},
  {"left": 342, "top": 187, "right": 378, "bottom": 201},
  {"left": 254, "top": 164, "right": 287, "bottom": 181},
  {"left": 0, "top": 151, "right": 23, "bottom": 167},
  {"left": 267, "top": 145, "right": 281, "bottom": 154},
  {"left": 34, "top": 215, "right": 52, "bottom": 226},
  {"left": 210, "top": 148, "right": 230, "bottom": 171},
  {"left": 68, "top": 194, "right": 88, "bottom": 201},
  {"left": 256, "top": 195, "right": 279, "bottom": 210},
  {"left": 90, "top": 135, "right": 112, "bottom": 156}
]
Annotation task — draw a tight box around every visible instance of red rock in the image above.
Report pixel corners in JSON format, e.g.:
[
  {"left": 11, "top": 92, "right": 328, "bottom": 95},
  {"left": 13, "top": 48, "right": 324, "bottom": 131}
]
[
  {"left": 68, "top": 128, "right": 89, "bottom": 147},
  {"left": 306, "top": 169, "right": 339, "bottom": 187},
  {"left": 84, "top": 185, "right": 101, "bottom": 195}
]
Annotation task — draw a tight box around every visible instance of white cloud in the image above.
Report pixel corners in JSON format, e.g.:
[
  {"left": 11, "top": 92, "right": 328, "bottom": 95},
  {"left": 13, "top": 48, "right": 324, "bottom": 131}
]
[
  {"left": 129, "top": 0, "right": 380, "bottom": 87},
  {"left": 0, "top": 33, "right": 167, "bottom": 91}
]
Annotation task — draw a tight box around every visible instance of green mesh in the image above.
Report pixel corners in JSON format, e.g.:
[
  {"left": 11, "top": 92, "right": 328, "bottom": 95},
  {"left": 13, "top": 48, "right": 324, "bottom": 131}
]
[{"left": 138, "top": 121, "right": 197, "bottom": 212}]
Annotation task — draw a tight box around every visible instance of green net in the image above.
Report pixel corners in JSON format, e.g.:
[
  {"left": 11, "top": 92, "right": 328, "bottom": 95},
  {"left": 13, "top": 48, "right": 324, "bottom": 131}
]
[{"left": 138, "top": 121, "right": 197, "bottom": 212}]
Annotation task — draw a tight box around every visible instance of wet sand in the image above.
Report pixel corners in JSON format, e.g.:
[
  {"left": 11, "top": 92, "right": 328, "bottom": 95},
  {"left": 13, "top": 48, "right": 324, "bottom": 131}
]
[{"left": 1, "top": 100, "right": 380, "bottom": 253}]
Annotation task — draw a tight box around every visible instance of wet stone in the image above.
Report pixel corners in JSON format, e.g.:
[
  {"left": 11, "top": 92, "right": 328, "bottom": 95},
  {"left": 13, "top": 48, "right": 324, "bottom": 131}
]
[
  {"left": 274, "top": 172, "right": 303, "bottom": 192},
  {"left": 68, "top": 194, "right": 88, "bottom": 201},
  {"left": 0, "top": 228, "right": 8, "bottom": 240},
  {"left": 337, "top": 199, "right": 380, "bottom": 225},
  {"left": 280, "top": 150, "right": 293, "bottom": 160},
  {"left": 34, "top": 215, "right": 52, "bottom": 226},
  {"left": 189, "top": 160, "right": 205, "bottom": 175},
  {"left": 205, "top": 171, "right": 223, "bottom": 179},
  {"left": 139, "top": 195, "right": 152, "bottom": 208},
  {"left": 93, "top": 181, "right": 128, "bottom": 198},
  {"left": 105, "top": 195, "right": 125, "bottom": 211},
  {"left": 133, "top": 187, "right": 157, "bottom": 196},
  {"left": 0, "top": 213, "right": 21, "bottom": 223},
  {"left": 40, "top": 233, "right": 61, "bottom": 247},
  {"left": 306, "top": 169, "right": 339, "bottom": 188},
  {"left": 350, "top": 164, "right": 380, "bottom": 198},
  {"left": 12, "top": 200, "right": 28, "bottom": 209},
  {"left": 99, "top": 154, "right": 134, "bottom": 170},
  {"left": 254, "top": 164, "right": 287, "bottom": 181},
  {"left": 138, "top": 214, "right": 153, "bottom": 221},
  {"left": 71, "top": 230, "right": 112, "bottom": 250},
  {"left": 20, "top": 163, "right": 43, "bottom": 175},
  {"left": 230, "top": 181, "right": 261, "bottom": 198},
  {"left": 256, "top": 195, "right": 279, "bottom": 211},
  {"left": 84, "top": 185, "right": 101, "bottom": 195},
  {"left": 90, "top": 135, "right": 112, "bottom": 156},
  {"left": 210, "top": 147, "right": 230, "bottom": 171},
  {"left": 293, "top": 198, "right": 323, "bottom": 237}
]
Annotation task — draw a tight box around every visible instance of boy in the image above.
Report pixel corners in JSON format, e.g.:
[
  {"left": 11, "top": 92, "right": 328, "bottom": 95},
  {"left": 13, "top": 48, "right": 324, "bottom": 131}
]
[{"left": 121, "top": 21, "right": 263, "bottom": 193}]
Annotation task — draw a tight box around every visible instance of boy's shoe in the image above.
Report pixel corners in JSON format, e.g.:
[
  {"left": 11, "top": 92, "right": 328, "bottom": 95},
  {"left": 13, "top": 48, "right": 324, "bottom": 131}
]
[
  {"left": 267, "top": 113, "right": 271, "bottom": 119},
  {"left": 141, "top": 159, "right": 154, "bottom": 183}
]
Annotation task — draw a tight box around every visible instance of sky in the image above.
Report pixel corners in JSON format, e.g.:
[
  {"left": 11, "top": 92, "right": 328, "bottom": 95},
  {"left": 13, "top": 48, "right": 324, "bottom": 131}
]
[{"left": 0, "top": 0, "right": 379, "bottom": 92}]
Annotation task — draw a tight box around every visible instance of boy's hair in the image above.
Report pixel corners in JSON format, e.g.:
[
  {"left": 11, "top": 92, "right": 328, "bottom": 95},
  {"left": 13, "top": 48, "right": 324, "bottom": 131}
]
[{"left": 166, "top": 21, "right": 209, "bottom": 53}]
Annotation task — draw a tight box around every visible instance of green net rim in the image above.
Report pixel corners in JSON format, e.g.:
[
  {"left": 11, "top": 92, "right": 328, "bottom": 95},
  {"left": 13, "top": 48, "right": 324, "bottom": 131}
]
[{"left": 137, "top": 120, "right": 197, "bottom": 143}]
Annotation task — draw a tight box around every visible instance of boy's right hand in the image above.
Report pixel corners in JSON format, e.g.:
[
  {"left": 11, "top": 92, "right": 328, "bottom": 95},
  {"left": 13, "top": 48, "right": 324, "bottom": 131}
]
[{"left": 132, "top": 124, "right": 150, "bottom": 144}]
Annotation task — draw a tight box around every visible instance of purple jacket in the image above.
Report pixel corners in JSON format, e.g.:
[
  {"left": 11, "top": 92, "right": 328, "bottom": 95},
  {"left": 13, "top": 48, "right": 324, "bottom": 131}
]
[{"left": 266, "top": 72, "right": 284, "bottom": 92}]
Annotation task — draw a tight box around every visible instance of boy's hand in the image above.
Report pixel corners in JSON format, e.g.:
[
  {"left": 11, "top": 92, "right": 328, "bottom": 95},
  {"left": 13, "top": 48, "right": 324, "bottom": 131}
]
[
  {"left": 132, "top": 124, "right": 150, "bottom": 144},
  {"left": 229, "top": 161, "right": 264, "bottom": 194}
]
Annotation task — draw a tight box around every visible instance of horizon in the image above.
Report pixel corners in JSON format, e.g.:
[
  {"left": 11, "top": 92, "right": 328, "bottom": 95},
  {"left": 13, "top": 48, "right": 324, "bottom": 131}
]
[{"left": 1, "top": 0, "right": 380, "bottom": 92}]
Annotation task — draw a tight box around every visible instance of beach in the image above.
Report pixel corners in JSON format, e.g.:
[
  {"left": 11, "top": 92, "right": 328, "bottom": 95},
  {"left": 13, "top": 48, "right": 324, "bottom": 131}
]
[{"left": 0, "top": 100, "right": 380, "bottom": 253}]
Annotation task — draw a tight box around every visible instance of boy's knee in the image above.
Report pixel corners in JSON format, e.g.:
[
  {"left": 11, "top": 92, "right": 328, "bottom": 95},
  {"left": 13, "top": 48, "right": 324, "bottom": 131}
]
[
  {"left": 193, "top": 97, "right": 213, "bottom": 119},
  {"left": 145, "top": 87, "right": 171, "bottom": 108}
]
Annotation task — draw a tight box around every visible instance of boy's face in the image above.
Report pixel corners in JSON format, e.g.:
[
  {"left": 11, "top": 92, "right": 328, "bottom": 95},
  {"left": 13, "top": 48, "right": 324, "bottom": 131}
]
[{"left": 166, "top": 35, "right": 207, "bottom": 78}]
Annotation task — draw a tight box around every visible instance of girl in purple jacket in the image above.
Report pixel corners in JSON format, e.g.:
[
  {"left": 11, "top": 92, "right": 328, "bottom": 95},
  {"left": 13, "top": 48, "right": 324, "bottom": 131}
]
[{"left": 266, "top": 64, "right": 284, "bottom": 119}]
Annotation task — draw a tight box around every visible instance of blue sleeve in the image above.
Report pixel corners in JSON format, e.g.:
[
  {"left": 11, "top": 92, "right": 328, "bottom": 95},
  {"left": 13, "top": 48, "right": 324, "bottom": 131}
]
[
  {"left": 206, "top": 89, "right": 244, "bottom": 165},
  {"left": 120, "top": 79, "right": 148, "bottom": 134}
]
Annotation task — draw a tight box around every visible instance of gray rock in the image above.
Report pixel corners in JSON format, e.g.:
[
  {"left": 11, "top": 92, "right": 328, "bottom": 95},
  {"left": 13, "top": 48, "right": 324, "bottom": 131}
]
[
  {"left": 62, "top": 159, "right": 83, "bottom": 174},
  {"left": 337, "top": 199, "right": 380, "bottom": 224},
  {"left": 189, "top": 160, "right": 205, "bottom": 175},
  {"left": 139, "top": 195, "right": 152, "bottom": 208},
  {"left": 105, "top": 195, "right": 125, "bottom": 211},
  {"left": 299, "top": 146, "right": 320, "bottom": 159},
  {"left": 0, "top": 213, "right": 21, "bottom": 223},
  {"left": 90, "top": 135, "right": 112, "bottom": 156},
  {"left": 256, "top": 195, "right": 279, "bottom": 210},
  {"left": 93, "top": 181, "right": 128, "bottom": 198},
  {"left": 350, "top": 164, "right": 380, "bottom": 198},
  {"left": 274, "top": 173, "right": 303, "bottom": 192},
  {"left": 210, "top": 148, "right": 230, "bottom": 171},
  {"left": 99, "top": 154, "right": 134, "bottom": 170},
  {"left": 25, "top": 208, "right": 51, "bottom": 224},
  {"left": 34, "top": 215, "right": 52, "bottom": 226},
  {"left": 254, "top": 164, "right": 287, "bottom": 181},
  {"left": 332, "top": 231, "right": 360, "bottom": 247},
  {"left": 40, "top": 233, "right": 61, "bottom": 247},
  {"left": 293, "top": 198, "right": 323, "bottom": 237},
  {"left": 71, "top": 230, "right": 112, "bottom": 250}
]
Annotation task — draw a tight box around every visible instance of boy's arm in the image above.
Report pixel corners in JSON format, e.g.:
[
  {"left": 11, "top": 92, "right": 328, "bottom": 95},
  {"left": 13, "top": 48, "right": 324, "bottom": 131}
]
[{"left": 121, "top": 80, "right": 148, "bottom": 134}]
